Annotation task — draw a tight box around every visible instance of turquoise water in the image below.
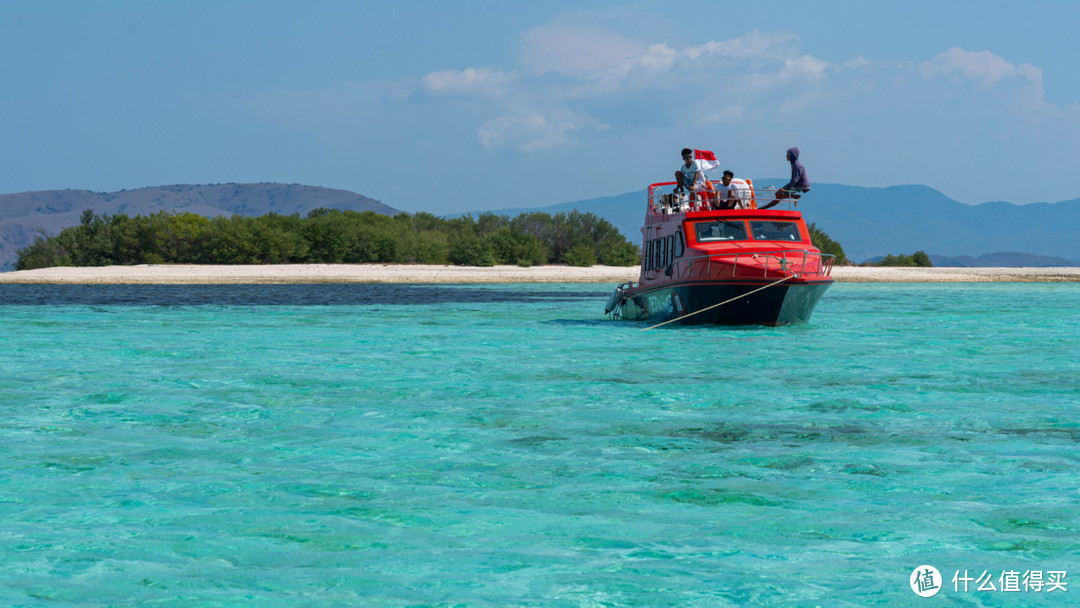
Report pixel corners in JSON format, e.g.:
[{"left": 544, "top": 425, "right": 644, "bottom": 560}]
[{"left": 1, "top": 283, "right": 1077, "bottom": 607}]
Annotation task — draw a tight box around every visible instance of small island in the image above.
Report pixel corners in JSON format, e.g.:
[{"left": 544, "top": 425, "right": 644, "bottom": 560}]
[
  {"left": 14, "top": 208, "right": 640, "bottom": 270},
  {"left": 6, "top": 205, "right": 1079, "bottom": 284}
]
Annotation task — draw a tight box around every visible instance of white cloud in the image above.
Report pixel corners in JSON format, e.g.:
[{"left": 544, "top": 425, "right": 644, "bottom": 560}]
[
  {"left": 416, "top": 30, "right": 1071, "bottom": 157},
  {"left": 920, "top": 48, "right": 1055, "bottom": 117},
  {"left": 478, "top": 109, "right": 607, "bottom": 151},
  {"left": 683, "top": 30, "right": 799, "bottom": 62},
  {"left": 919, "top": 48, "right": 1039, "bottom": 86},
  {"left": 590, "top": 43, "right": 678, "bottom": 94},
  {"left": 420, "top": 67, "right": 516, "bottom": 97},
  {"left": 589, "top": 30, "right": 828, "bottom": 97},
  {"left": 520, "top": 23, "right": 647, "bottom": 76},
  {"left": 783, "top": 55, "right": 830, "bottom": 81},
  {"left": 458, "top": 28, "right": 839, "bottom": 148}
]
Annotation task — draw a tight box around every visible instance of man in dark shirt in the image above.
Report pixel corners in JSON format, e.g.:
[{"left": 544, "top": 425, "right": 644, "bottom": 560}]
[{"left": 762, "top": 147, "right": 810, "bottom": 209}]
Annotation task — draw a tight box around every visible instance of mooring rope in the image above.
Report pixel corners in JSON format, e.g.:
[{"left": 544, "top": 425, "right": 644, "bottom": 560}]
[{"left": 639, "top": 274, "right": 797, "bottom": 332}]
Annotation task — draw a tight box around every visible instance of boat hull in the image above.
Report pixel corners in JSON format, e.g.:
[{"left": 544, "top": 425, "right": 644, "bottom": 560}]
[{"left": 617, "top": 280, "right": 831, "bottom": 327}]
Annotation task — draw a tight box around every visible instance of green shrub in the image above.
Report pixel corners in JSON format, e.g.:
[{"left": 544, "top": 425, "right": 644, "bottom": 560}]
[
  {"left": 449, "top": 234, "right": 496, "bottom": 266},
  {"left": 564, "top": 244, "right": 597, "bottom": 267},
  {"left": 402, "top": 230, "right": 450, "bottom": 264},
  {"left": 874, "top": 251, "right": 932, "bottom": 267},
  {"left": 807, "top": 223, "right": 847, "bottom": 265},
  {"left": 14, "top": 206, "right": 640, "bottom": 270}
]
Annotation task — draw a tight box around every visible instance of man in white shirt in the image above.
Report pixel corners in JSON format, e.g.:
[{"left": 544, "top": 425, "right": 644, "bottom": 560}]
[
  {"left": 675, "top": 148, "right": 713, "bottom": 210},
  {"left": 675, "top": 147, "right": 708, "bottom": 192},
  {"left": 715, "top": 170, "right": 751, "bottom": 210}
]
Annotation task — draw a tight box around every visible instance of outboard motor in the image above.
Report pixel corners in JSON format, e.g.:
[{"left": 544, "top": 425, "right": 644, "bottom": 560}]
[{"left": 604, "top": 286, "right": 623, "bottom": 315}]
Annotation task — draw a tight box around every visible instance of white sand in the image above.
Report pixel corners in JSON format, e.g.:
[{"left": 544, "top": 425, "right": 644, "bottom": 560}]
[
  {"left": 1, "top": 264, "right": 1079, "bottom": 284},
  {"left": 831, "top": 266, "right": 1080, "bottom": 282},
  {"left": 0, "top": 264, "right": 639, "bottom": 284}
]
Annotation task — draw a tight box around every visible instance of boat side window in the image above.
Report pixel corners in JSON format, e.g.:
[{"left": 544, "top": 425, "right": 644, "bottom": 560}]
[
  {"left": 695, "top": 220, "right": 748, "bottom": 242},
  {"left": 749, "top": 221, "right": 802, "bottom": 241},
  {"left": 644, "top": 232, "right": 684, "bottom": 270}
]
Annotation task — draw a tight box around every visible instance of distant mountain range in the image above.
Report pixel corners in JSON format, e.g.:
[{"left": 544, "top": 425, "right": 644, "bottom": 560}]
[
  {"left": 885, "top": 252, "right": 1078, "bottom": 267},
  {"left": 464, "top": 179, "right": 1080, "bottom": 265},
  {"left": 0, "top": 183, "right": 402, "bottom": 270},
  {"left": 2, "top": 180, "right": 1079, "bottom": 270}
]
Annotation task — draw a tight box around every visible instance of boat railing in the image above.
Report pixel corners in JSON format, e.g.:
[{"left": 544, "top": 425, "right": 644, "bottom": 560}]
[
  {"left": 644, "top": 250, "right": 835, "bottom": 282},
  {"left": 648, "top": 181, "right": 801, "bottom": 214}
]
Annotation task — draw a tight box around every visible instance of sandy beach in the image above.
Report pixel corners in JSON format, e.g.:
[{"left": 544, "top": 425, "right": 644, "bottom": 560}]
[{"left": 2, "top": 264, "right": 1080, "bottom": 284}]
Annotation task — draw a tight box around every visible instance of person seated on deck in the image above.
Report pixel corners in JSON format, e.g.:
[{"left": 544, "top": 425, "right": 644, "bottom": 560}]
[
  {"left": 713, "top": 170, "right": 752, "bottom": 210},
  {"left": 761, "top": 147, "right": 810, "bottom": 209},
  {"left": 674, "top": 147, "right": 711, "bottom": 210}
]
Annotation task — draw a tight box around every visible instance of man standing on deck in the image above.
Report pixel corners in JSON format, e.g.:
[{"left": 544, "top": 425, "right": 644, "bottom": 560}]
[{"left": 762, "top": 147, "right": 810, "bottom": 209}]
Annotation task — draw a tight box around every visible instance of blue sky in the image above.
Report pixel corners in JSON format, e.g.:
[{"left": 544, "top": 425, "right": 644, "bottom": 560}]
[{"left": 2, "top": 1, "right": 1078, "bottom": 214}]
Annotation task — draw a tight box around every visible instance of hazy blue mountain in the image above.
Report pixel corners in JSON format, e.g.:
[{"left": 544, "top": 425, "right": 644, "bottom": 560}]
[
  {"left": 450, "top": 190, "right": 643, "bottom": 239},
  {"left": 5, "top": 180, "right": 1079, "bottom": 270},
  {"left": 0, "top": 183, "right": 403, "bottom": 270},
  {"left": 459, "top": 180, "right": 1080, "bottom": 264},
  {"left": 928, "top": 252, "right": 1080, "bottom": 267}
]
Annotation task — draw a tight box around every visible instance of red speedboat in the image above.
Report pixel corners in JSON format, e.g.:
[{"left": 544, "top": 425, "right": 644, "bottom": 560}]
[{"left": 605, "top": 180, "right": 834, "bottom": 326}]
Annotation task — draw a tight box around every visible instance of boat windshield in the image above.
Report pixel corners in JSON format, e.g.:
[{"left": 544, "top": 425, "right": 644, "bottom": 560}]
[
  {"left": 750, "top": 221, "right": 802, "bottom": 242},
  {"left": 695, "top": 220, "right": 748, "bottom": 242}
]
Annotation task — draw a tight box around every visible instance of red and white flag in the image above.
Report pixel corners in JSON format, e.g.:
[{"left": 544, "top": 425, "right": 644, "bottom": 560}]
[{"left": 694, "top": 149, "right": 720, "bottom": 172}]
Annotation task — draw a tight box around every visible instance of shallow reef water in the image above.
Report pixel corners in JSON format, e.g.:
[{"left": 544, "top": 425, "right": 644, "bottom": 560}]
[{"left": 1, "top": 282, "right": 1077, "bottom": 606}]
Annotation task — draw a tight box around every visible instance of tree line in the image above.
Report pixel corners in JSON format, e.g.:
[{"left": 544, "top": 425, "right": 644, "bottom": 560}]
[
  {"left": 15, "top": 208, "right": 641, "bottom": 270},
  {"left": 806, "top": 223, "right": 847, "bottom": 265},
  {"left": 870, "top": 251, "right": 932, "bottom": 267},
  {"left": 805, "top": 224, "right": 932, "bottom": 267}
]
